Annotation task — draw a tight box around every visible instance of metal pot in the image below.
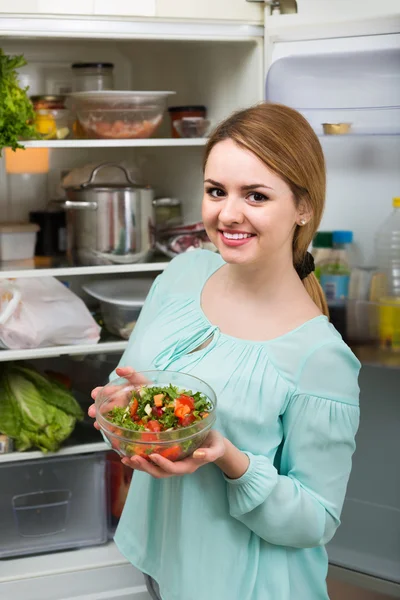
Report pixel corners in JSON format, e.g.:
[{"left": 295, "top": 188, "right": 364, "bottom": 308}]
[{"left": 63, "top": 163, "right": 154, "bottom": 265}]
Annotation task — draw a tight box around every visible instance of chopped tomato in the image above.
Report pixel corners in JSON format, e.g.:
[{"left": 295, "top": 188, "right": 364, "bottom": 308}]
[
  {"left": 140, "top": 432, "right": 158, "bottom": 442},
  {"left": 130, "top": 398, "right": 138, "bottom": 418},
  {"left": 159, "top": 445, "right": 182, "bottom": 461},
  {"left": 176, "top": 395, "right": 195, "bottom": 410},
  {"left": 201, "top": 412, "right": 209, "bottom": 419},
  {"left": 146, "top": 420, "right": 162, "bottom": 433},
  {"left": 175, "top": 404, "right": 191, "bottom": 420},
  {"left": 181, "top": 414, "right": 196, "bottom": 427}
]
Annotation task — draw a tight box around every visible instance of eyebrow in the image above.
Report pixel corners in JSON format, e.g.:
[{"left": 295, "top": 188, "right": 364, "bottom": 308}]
[{"left": 204, "top": 178, "right": 274, "bottom": 191}]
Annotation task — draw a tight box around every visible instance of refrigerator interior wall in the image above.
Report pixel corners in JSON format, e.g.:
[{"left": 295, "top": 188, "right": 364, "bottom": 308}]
[
  {"left": 327, "top": 366, "right": 400, "bottom": 584},
  {"left": 265, "top": 38, "right": 400, "bottom": 262},
  {"left": 0, "top": 37, "right": 262, "bottom": 223}
]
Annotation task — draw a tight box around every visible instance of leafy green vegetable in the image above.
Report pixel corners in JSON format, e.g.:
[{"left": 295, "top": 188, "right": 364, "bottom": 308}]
[
  {"left": 0, "top": 49, "right": 38, "bottom": 155},
  {"left": 0, "top": 364, "right": 84, "bottom": 453}
]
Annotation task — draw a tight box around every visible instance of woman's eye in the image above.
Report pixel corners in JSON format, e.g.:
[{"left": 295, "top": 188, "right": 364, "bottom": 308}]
[
  {"left": 248, "top": 192, "right": 268, "bottom": 203},
  {"left": 206, "top": 187, "right": 225, "bottom": 199}
]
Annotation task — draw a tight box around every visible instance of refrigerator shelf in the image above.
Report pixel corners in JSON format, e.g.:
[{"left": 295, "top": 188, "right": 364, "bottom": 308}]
[
  {"left": 0, "top": 340, "right": 128, "bottom": 363},
  {"left": 17, "top": 138, "right": 209, "bottom": 149},
  {"left": 0, "top": 260, "right": 168, "bottom": 279}
]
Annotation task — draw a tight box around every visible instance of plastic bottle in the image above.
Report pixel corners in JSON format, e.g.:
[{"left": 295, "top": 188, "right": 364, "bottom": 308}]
[
  {"left": 312, "top": 231, "right": 333, "bottom": 281},
  {"left": 320, "top": 230, "right": 354, "bottom": 305},
  {"left": 375, "top": 197, "right": 400, "bottom": 298}
]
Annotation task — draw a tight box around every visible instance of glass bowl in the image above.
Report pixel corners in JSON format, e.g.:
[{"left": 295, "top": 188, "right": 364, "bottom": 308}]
[
  {"left": 96, "top": 370, "right": 217, "bottom": 461},
  {"left": 68, "top": 91, "right": 175, "bottom": 139}
]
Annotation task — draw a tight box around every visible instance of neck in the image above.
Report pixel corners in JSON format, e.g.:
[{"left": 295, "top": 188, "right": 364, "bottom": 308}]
[{"left": 223, "top": 252, "right": 302, "bottom": 301}]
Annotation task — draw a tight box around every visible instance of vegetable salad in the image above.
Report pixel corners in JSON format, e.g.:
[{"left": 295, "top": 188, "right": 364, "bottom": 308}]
[
  {"left": 106, "top": 384, "right": 211, "bottom": 433},
  {"left": 103, "top": 384, "right": 213, "bottom": 461}
]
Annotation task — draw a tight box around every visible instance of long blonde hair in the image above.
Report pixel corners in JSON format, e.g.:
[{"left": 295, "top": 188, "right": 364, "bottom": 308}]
[{"left": 203, "top": 102, "right": 329, "bottom": 316}]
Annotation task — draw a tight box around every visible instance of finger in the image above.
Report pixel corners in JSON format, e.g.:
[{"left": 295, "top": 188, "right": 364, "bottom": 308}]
[
  {"left": 122, "top": 456, "right": 169, "bottom": 478},
  {"left": 149, "top": 454, "right": 198, "bottom": 475},
  {"left": 88, "top": 403, "right": 96, "bottom": 417},
  {"left": 90, "top": 387, "right": 102, "bottom": 401},
  {"left": 115, "top": 367, "right": 149, "bottom": 386},
  {"left": 193, "top": 446, "right": 222, "bottom": 462}
]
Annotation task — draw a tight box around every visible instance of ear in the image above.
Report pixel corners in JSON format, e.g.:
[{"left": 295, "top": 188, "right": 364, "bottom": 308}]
[{"left": 296, "top": 200, "right": 313, "bottom": 227}]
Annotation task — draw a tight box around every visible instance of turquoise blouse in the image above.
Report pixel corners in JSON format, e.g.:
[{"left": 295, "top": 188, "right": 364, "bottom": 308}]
[{"left": 113, "top": 250, "right": 360, "bottom": 600}]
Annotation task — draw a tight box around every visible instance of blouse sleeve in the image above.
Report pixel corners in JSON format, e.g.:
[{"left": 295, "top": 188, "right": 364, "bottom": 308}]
[{"left": 224, "top": 340, "right": 361, "bottom": 548}]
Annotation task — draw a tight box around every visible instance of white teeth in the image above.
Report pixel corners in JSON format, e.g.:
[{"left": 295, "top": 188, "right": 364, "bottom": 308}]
[{"left": 222, "top": 232, "right": 253, "bottom": 240}]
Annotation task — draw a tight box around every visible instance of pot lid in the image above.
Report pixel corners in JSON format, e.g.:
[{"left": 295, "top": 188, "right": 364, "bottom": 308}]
[{"left": 64, "top": 162, "right": 148, "bottom": 191}]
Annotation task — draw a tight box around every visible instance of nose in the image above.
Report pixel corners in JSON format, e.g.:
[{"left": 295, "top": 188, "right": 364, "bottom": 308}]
[{"left": 218, "top": 195, "right": 245, "bottom": 225}]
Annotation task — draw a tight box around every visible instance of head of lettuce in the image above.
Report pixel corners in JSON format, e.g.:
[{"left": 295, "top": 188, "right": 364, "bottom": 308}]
[{"left": 0, "top": 364, "right": 84, "bottom": 453}]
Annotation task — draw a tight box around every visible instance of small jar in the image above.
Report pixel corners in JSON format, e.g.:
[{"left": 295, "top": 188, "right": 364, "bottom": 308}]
[
  {"left": 168, "top": 106, "right": 207, "bottom": 138},
  {"left": 71, "top": 63, "right": 114, "bottom": 92},
  {"left": 153, "top": 198, "right": 182, "bottom": 229},
  {"left": 30, "top": 95, "right": 69, "bottom": 139}
]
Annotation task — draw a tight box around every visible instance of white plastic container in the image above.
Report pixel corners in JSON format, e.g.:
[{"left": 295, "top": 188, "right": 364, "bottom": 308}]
[
  {"left": 83, "top": 278, "right": 154, "bottom": 339},
  {"left": 0, "top": 223, "right": 40, "bottom": 262}
]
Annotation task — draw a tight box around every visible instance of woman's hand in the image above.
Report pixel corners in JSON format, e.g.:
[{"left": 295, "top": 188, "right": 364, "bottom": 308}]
[
  {"left": 122, "top": 430, "right": 226, "bottom": 479},
  {"left": 88, "top": 366, "right": 147, "bottom": 430}
]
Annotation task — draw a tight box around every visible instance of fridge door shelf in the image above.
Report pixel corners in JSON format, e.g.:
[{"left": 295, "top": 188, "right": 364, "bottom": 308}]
[{"left": 299, "top": 106, "right": 400, "bottom": 136}]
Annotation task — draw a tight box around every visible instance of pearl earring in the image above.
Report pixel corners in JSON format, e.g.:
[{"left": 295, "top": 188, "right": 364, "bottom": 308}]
[{"left": 300, "top": 219, "right": 307, "bottom": 226}]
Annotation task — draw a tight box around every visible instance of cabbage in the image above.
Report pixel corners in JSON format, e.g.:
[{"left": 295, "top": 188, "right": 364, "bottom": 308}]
[{"left": 0, "top": 364, "right": 83, "bottom": 453}]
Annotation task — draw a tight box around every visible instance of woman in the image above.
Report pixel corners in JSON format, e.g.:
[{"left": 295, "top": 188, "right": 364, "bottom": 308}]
[{"left": 89, "top": 103, "right": 360, "bottom": 600}]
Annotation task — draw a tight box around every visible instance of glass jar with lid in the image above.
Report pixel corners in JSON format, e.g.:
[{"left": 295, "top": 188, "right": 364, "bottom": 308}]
[{"left": 71, "top": 63, "right": 114, "bottom": 92}]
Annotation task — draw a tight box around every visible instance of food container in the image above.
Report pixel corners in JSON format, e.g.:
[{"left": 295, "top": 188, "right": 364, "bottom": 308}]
[
  {"left": 83, "top": 278, "right": 154, "bottom": 338},
  {"left": 322, "top": 122, "right": 352, "bottom": 135},
  {"left": 71, "top": 62, "right": 114, "bottom": 92},
  {"left": 0, "top": 223, "right": 40, "bottom": 261},
  {"left": 153, "top": 197, "right": 182, "bottom": 229},
  {"left": 168, "top": 105, "right": 207, "bottom": 138},
  {"left": 96, "top": 370, "right": 217, "bottom": 461},
  {"left": 174, "top": 117, "right": 210, "bottom": 138},
  {"left": 31, "top": 95, "right": 70, "bottom": 140},
  {"left": 68, "top": 91, "right": 175, "bottom": 139},
  {"left": 63, "top": 163, "right": 154, "bottom": 266},
  {"left": 0, "top": 453, "right": 108, "bottom": 558}
]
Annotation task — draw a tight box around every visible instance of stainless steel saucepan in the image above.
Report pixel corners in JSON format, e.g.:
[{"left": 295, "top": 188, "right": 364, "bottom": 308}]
[{"left": 63, "top": 162, "right": 154, "bottom": 265}]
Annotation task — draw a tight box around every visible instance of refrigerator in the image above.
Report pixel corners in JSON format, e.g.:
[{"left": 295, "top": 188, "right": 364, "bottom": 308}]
[{"left": 0, "top": 2, "right": 399, "bottom": 598}]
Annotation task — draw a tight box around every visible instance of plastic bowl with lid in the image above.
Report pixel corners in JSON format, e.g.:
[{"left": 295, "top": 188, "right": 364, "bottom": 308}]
[
  {"left": 83, "top": 278, "right": 154, "bottom": 339},
  {"left": 68, "top": 91, "right": 175, "bottom": 139},
  {"left": 96, "top": 370, "right": 217, "bottom": 462}
]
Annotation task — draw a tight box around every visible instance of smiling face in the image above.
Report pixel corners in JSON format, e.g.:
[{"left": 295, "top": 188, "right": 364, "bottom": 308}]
[{"left": 202, "top": 139, "right": 309, "bottom": 269}]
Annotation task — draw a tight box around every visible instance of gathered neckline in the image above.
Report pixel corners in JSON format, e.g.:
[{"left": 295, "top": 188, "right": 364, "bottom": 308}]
[{"left": 197, "top": 254, "right": 329, "bottom": 346}]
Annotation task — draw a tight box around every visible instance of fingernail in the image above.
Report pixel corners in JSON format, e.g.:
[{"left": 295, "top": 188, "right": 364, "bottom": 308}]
[
  {"left": 193, "top": 451, "right": 206, "bottom": 459},
  {"left": 149, "top": 454, "right": 158, "bottom": 463}
]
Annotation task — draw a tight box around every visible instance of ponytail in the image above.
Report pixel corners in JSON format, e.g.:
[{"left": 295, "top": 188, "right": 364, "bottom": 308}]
[{"left": 302, "top": 272, "right": 329, "bottom": 317}]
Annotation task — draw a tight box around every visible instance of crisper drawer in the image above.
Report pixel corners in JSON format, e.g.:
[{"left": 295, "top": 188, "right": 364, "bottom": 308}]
[{"left": 0, "top": 453, "right": 108, "bottom": 558}]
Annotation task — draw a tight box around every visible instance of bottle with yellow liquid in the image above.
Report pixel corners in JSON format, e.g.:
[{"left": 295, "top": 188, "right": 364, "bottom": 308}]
[{"left": 375, "top": 197, "right": 400, "bottom": 351}]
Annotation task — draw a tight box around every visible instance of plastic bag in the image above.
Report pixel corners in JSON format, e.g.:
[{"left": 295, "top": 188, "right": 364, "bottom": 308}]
[{"left": 0, "top": 277, "right": 101, "bottom": 349}]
